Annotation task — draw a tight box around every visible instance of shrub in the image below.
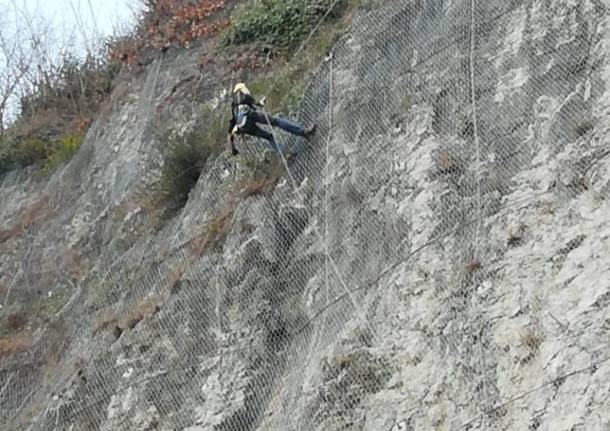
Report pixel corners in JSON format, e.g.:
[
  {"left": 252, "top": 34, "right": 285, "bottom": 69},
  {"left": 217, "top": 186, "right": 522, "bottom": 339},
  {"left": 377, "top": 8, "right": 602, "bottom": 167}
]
[
  {"left": 0, "top": 312, "right": 29, "bottom": 337},
  {"left": 575, "top": 120, "right": 594, "bottom": 137},
  {"left": 0, "top": 138, "right": 12, "bottom": 171},
  {"left": 123, "top": 297, "right": 161, "bottom": 329},
  {"left": 7, "top": 312, "right": 28, "bottom": 333},
  {"left": 14, "top": 53, "right": 116, "bottom": 151},
  {"left": 519, "top": 326, "right": 543, "bottom": 352},
  {"left": 0, "top": 133, "right": 84, "bottom": 176},
  {"left": 162, "top": 132, "right": 211, "bottom": 211},
  {"left": 223, "top": 0, "right": 347, "bottom": 49},
  {"left": 435, "top": 149, "right": 462, "bottom": 175},
  {"left": 232, "top": 0, "right": 355, "bottom": 114},
  {"left": 167, "top": 265, "right": 186, "bottom": 294},
  {"left": 8, "top": 137, "right": 51, "bottom": 168},
  {"left": 247, "top": 73, "right": 306, "bottom": 116},
  {"left": 144, "top": 0, "right": 230, "bottom": 48},
  {"left": 95, "top": 297, "right": 161, "bottom": 336},
  {"left": 0, "top": 226, "right": 22, "bottom": 246},
  {"left": 111, "top": 0, "right": 231, "bottom": 66},
  {"left": 0, "top": 50, "right": 115, "bottom": 178},
  {"left": 19, "top": 53, "right": 118, "bottom": 124},
  {"left": 0, "top": 334, "right": 31, "bottom": 358},
  {"left": 238, "top": 175, "right": 280, "bottom": 198},
  {"left": 154, "top": 110, "right": 225, "bottom": 218},
  {"left": 192, "top": 206, "right": 234, "bottom": 257},
  {"left": 236, "top": 155, "right": 284, "bottom": 197},
  {"left": 44, "top": 134, "right": 84, "bottom": 171},
  {"left": 0, "top": 196, "right": 52, "bottom": 246}
]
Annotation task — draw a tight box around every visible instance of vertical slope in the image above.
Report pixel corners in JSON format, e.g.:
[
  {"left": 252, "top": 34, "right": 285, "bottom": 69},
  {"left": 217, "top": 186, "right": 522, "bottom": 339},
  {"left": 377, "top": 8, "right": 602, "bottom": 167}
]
[{"left": 1, "top": 0, "right": 610, "bottom": 430}]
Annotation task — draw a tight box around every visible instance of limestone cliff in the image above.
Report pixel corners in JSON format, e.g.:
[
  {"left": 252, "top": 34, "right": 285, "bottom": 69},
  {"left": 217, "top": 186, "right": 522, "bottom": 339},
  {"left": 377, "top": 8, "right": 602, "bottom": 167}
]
[{"left": 2, "top": 0, "right": 610, "bottom": 430}]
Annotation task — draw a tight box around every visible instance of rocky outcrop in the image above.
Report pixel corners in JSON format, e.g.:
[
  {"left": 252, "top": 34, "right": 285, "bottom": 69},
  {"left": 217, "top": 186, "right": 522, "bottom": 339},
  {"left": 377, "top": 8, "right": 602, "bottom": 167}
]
[{"left": 2, "top": 0, "right": 610, "bottom": 430}]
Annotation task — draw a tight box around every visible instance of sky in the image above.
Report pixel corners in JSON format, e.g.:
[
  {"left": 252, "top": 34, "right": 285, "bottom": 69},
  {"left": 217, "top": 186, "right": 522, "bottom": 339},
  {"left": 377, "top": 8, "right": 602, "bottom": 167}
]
[
  {"left": 0, "top": 0, "right": 140, "bottom": 122},
  {"left": 8, "top": 0, "right": 139, "bottom": 52},
  {"left": 25, "top": 0, "right": 137, "bottom": 32}
]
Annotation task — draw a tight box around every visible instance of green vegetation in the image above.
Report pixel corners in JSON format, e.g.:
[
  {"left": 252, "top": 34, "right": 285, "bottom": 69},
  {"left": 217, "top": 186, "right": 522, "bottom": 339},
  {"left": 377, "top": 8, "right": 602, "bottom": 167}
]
[
  {"left": 19, "top": 54, "right": 118, "bottom": 125},
  {"left": 192, "top": 206, "right": 235, "bottom": 257},
  {"left": 0, "top": 0, "right": 362, "bottom": 180},
  {"left": 236, "top": 153, "right": 284, "bottom": 191},
  {"left": 233, "top": 0, "right": 358, "bottom": 115},
  {"left": 0, "top": 51, "right": 112, "bottom": 178},
  {"left": 43, "top": 134, "right": 84, "bottom": 172},
  {"left": 31, "top": 285, "right": 71, "bottom": 325},
  {"left": 145, "top": 0, "right": 361, "bottom": 221},
  {"left": 154, "top": 110, "right": 226, "bottom": 218},
  {"left": 0, "top": 133, "right": 84, "bottom": 177},
  {"left": 575, "top": 120, "right": 594, "bottom": 137},
  {"left": 222, "top": 0, "right": 348, "bottom": 49},
  {"left": 0, "top": 137, "right": 50, "bottom": 170}
]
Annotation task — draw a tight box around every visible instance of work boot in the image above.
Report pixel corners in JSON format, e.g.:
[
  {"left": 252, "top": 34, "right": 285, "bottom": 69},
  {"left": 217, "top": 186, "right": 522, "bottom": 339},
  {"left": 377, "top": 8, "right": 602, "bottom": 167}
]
[
  {"left": 303, "top": 124, "right": 317, "bottom": 139},
  {"left": 285, "top": 150, "right": 298, "bottom": 161}
]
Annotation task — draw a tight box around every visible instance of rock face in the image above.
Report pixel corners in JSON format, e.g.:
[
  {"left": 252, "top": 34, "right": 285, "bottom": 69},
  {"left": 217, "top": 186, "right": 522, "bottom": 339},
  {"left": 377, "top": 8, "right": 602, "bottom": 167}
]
[{"left": 2, "top": 0, "right": 610, "bottom": 430}]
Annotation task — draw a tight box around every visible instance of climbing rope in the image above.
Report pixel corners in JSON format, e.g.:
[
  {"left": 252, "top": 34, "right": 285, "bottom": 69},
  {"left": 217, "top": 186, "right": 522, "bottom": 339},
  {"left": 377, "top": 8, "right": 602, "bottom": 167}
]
[{"left": 261, "top": 52, "right": 381, "bottom": 344}]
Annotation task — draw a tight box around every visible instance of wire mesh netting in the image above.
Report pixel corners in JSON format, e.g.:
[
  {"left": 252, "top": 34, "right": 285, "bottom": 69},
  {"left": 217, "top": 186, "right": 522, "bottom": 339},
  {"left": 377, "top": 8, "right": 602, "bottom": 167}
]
[{"left": 2, "top": 0, "right": 610, "bottom": 429}]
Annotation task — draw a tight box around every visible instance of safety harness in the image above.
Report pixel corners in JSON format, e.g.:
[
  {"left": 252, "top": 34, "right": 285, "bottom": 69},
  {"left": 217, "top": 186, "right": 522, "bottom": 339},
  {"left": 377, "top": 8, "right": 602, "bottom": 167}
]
[{"left": 231, "top": 85, "right": 256, "bottom": 136}]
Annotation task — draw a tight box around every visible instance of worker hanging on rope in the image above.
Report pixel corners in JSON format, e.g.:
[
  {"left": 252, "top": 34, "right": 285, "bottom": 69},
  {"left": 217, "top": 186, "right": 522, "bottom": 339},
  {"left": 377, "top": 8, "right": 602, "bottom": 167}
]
[{"left": 227, "top": 83, "right": 316, "bottom": 156}]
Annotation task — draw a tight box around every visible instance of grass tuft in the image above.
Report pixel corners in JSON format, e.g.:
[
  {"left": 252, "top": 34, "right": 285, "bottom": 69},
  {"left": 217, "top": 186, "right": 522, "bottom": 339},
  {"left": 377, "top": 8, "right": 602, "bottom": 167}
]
[
  {"left": 0, "top": 335, "right": 32, "bottom": 358},
  {"left": 153, "top": 110, "right": 225, "bottom": 220}
]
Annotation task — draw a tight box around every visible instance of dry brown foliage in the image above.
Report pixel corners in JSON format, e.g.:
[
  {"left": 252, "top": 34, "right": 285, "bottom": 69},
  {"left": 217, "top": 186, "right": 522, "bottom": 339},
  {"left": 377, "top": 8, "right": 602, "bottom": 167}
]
[
  {"left": 0, "top": 226, "right": 22, "bottom": 245},
  {"left": 94, "top": 308, "right": 119, "bottom": 334},
  {"left": 14, "top": 109, "right": 63, "bottom": 140},
  {"left": 0, "top": 334, "right": 32, "bottom": 358},
  {"left": 95, "top": 296, "right": 162, "bottom": 335},
  {"left": 63, "top": 248, "right": 88, "bottom": 281},
  {"left": 123, "top": 297, "right": 161, "bottom": 329},
  {"left": 147, "top": 0, "right": 229, "bottom": 47},
  {"left": 465, "top": 259, "right": 482, "bottom": 274},
  {"left": 519, "top": 327, "right": 543, "bottom": 352},
  {"left": 192, "top": 206, "right": 234, "bottom": 257},
  {"left": 167, "top": 266, "right": 186, "bottom": 293},
  {"left": 435, "top": 149, "right": 461, "bottom": 175},
  {"left": 0, "top": 195, "right": 53, "bottom": 246},
  {"left": 111, "top": 0, "right": 230, "bottom": 67},
  {"left": 238, "top": 176, "right": 278, "bottom": 198},
  {"left": 6, "top": 312, "right": 28, "bottom": 332}
]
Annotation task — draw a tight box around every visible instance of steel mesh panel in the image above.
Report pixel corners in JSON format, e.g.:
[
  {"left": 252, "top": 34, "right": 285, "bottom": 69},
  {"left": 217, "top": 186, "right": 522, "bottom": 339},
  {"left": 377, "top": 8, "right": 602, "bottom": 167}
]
[{"left": 1, "top": 0, "right": 610, "bottom": 430}]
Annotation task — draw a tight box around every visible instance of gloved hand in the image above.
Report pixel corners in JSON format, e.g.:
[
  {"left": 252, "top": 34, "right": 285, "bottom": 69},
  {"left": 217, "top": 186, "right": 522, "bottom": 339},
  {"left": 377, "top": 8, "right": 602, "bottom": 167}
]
[
  {"left": 228, "top": 134, "right": 238, "bottom": 156},
  {"left": 258, "top": 96, "right": 267, "bottom": 107}
]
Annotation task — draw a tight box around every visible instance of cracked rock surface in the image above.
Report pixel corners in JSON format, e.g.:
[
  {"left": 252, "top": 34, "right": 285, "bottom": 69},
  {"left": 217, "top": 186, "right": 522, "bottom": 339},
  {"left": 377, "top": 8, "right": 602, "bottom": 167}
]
[{"left": 2, "top": 1, "right": 610, "bottom": 430}]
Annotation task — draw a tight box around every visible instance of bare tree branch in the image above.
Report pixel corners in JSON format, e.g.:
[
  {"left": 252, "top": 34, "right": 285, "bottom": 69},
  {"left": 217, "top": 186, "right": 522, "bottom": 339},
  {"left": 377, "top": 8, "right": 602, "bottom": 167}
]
[{"left": 0, "top": 4, "right": 33, "bottom": 135}]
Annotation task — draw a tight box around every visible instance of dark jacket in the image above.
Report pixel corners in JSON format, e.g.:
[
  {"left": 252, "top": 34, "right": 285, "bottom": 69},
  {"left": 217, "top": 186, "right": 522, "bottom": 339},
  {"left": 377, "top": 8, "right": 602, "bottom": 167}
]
[{"left": 228, "top": 91, "right": 258, "bottom": 137}]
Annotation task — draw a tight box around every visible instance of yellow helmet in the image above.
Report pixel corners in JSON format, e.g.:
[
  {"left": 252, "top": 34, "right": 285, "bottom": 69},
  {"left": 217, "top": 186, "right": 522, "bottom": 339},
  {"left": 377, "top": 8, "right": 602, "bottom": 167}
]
[{"left": 233, "top": 83, "right": 250, "bottom": 95}]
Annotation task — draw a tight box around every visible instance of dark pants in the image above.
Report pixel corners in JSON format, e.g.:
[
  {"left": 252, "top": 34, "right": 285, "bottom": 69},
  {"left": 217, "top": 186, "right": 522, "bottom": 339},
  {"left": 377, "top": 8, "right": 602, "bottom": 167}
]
[{"left": 241, "top": 112, "right": 305, "bottom": 153}]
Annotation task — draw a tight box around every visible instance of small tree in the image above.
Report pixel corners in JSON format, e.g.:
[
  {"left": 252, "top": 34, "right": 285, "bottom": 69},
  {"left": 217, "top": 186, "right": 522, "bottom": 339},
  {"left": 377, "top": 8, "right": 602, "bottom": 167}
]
[
  {"left": 0, "top": 0, "right": 48, "bottom": 137},
  {"left": 0, "top": 20, "right": 32, "bottom": 136}
]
